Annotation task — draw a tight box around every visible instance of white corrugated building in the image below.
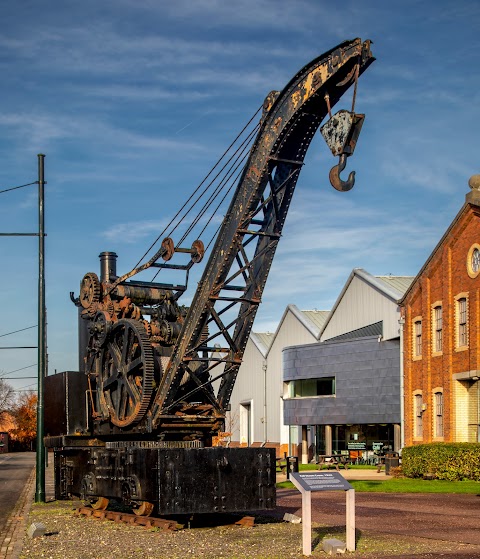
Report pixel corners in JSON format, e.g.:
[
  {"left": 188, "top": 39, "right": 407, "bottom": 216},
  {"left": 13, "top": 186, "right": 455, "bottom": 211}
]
[
  {"left": 228, "top": 306, "right": 329, "bottom": 455},
  {"left": 227, "top": 269, "right": 414, "bottom": 458},
  {"left": 320, "top": 270, "right": 414, "bottom": 342}
]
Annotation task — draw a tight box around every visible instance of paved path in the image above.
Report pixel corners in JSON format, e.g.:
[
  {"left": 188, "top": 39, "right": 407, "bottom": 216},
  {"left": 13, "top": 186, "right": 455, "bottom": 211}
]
[
  {"left": 276, "top": 488, "right": 480, "bottom": 548},
  {"left": 0, "top": 453, "right": 36, "bottom": 559}
]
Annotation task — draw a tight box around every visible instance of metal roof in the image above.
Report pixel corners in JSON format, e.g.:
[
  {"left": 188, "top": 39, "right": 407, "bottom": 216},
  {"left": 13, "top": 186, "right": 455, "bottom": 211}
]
[
  {"left": 301, "top": 310, "right": 330, "bottom": 332},
  {"left": 250, "top": 332, "right": 274, "bottom": 355},
  {"left": 328, "top": 321, "right": 383, "bottom": 341},
  {"left": 374, "top": 276, "right": 414, "bottom": 297}
]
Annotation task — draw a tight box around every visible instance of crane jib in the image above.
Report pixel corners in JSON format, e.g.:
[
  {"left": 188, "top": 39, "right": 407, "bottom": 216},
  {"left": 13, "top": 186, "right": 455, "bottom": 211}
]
[
  {"left": 152, "top": 38, "right": 375, "bottom": 426},
  {"left": 70, "top": 38, "right": 374, "bottom": 438}
]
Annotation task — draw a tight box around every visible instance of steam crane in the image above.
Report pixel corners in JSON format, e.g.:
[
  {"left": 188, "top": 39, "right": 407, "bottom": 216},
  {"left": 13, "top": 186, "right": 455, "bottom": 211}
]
[{"left": 45, "top": 38, "right": 375, "bottom": 516}]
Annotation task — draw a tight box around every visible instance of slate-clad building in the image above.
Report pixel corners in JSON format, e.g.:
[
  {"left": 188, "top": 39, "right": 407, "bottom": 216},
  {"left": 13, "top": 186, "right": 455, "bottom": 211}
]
[
  {"left": 228, "top": 306, "right": 329, "bottom": 455},
  {"left": 282, "top": 269, "right": 413, "bottom": 462},
  {"left": 283, "top": 336, "right": 401, "bottom": 459}
]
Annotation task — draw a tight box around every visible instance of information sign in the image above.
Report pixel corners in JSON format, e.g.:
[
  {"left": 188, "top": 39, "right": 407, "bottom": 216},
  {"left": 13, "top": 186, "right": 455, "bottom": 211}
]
[
  {"left": 347, "top": 442, "right": 366, "bottom": 450},
  {"left": 290, "top": 471, "right": 352, "bottom": 492},
  {"left": 290, "top": 472, "right": 355, "bottom": 556}
]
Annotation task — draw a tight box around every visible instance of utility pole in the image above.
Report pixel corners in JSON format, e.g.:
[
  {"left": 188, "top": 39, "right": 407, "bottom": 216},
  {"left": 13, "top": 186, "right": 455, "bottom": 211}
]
[{"left": 35, "top": 154, "right": 46, "bottom": 503}]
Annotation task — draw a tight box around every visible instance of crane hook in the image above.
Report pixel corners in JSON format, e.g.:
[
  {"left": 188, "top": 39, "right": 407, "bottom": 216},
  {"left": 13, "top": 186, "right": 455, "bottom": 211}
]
[{"left": 329, "top": 153, "right": 355, "bottom": 192}]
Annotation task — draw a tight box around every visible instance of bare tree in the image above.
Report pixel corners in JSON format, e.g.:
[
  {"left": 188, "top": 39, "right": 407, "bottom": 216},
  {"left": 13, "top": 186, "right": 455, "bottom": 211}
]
[
  {"left": 0, "top": 378, "right": 15, "bottom": 421},
  {"left": 224, "top": 409, "right": 240, "bottom": 444}
]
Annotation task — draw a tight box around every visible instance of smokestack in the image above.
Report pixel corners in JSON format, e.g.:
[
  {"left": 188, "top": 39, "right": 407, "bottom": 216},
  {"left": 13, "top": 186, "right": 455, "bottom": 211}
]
[{"left": 99, "top": 252, "right": 118, "bottom": 283}]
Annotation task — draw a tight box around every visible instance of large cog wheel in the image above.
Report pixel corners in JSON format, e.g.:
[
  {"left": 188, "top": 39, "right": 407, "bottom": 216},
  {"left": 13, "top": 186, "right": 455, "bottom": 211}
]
[
  {"left": 98, "top": 319, "right": 154, "bottom": 428},
  {"left": 80, "top": 272, "right": 101, "bottom": 309}
]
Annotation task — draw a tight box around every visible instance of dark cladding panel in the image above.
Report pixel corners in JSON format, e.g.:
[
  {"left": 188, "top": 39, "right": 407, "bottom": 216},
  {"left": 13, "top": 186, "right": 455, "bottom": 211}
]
[
  {"left": 157, "top": 447, "right": 276, "bottom": 515},
  {"left": 45, "top": 371, "right": 88, "bottom": 436}
]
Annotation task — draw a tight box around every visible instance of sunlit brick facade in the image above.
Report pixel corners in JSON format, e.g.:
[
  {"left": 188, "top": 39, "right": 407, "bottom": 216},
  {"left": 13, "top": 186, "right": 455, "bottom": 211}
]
[{"left": 401, "top": 179, "right": 480, "bottom": 446}]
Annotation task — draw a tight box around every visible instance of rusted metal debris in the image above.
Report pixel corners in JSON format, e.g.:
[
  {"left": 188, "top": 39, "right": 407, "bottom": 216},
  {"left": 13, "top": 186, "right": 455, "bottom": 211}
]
[
  {"left": 234, "top": 516, "right": 255, "bottom": 527},
  {"left": 76, "top": 506, "right": 256, "bottom": 531},
  {"left": 76, "top": 506, "right": 179, "bottom": 531}
]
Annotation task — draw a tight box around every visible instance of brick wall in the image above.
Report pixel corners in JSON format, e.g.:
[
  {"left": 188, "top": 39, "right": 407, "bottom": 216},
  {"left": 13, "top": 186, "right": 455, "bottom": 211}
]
[{"left": 402, "top": 195, "right": 480, "bottom": 446}]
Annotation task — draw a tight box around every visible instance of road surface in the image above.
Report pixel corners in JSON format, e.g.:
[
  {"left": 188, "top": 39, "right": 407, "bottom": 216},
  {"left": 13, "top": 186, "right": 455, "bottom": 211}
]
[{"left": 0, "top": 452, "right": 35, "bottom": 535}]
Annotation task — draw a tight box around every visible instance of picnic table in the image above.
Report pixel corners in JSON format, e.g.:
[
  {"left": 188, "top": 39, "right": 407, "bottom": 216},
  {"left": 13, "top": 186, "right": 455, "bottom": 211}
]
[{"left": 317, "top": 454, "right": 349, "bottom": 471}]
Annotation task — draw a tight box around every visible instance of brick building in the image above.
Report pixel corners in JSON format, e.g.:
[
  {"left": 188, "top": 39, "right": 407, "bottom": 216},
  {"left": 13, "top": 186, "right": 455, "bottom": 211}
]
[{"left": 400, "top": 176, "right": 480, "bottom": 446}]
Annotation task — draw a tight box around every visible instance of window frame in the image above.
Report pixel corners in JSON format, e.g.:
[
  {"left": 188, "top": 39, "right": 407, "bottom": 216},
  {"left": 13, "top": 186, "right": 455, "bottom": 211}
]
[
  {"left": 413, "top": 391, "right": 423, "bottom": 440},
  {"left": 286, "top": 376, "right": 336, "bottom": 399},
  {"left": 412, "top": 316, "right": 423, "bottom": 360},
  {"left": 467, "top": 243, "right": 480, "bottom": 279},
  {"left": 433, "top": 389, "right": 444, "bottom": 439},
  {"left": 455, "top": 293, "right": 469, "bottom": 350},
  {"left": 431, "top": 302, "right": 443, "bottom": 356}
]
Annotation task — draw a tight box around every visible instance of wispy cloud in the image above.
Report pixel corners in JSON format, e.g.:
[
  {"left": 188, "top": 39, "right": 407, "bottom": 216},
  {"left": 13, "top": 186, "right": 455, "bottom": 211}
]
[
  {"left": 0, "top": 111, "right": 206, "bottom": 156},
  {"left": 102, "top": 220, "right": 165, "bottom": 244},
  {"left": 118, "top": 0, "right": 333, "bottom": 33}
]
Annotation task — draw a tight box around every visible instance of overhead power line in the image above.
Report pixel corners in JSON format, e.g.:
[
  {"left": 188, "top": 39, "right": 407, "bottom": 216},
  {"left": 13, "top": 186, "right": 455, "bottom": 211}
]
[
  {"left": 0, "top": 346, "right": 37, "bottom": 349},
  {"left": 0, "top": 181, "right": 37, "bottom": 195},
  {"left": 0, "top": 325, "right": 37, "bottom": 338},
  {"left": 0, "top": 364, "right": 37, "bottom": 378},
  {"left": 1, "top": 376, "right": 37, "bottom": 379},
  {"left": 14, "top": 383, "right": 37, "bottom": 392}
]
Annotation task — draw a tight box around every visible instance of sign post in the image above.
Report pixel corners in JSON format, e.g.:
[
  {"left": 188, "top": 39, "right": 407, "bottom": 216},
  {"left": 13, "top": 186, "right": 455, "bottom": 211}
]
[{"left": 290, "top": 471, "right": 355, "bottom": 556}]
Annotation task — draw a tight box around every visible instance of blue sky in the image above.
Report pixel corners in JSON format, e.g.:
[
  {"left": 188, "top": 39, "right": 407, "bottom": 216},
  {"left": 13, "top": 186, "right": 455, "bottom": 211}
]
[{"left": 1, "top": 1, "right": 480, "bottom": 393}]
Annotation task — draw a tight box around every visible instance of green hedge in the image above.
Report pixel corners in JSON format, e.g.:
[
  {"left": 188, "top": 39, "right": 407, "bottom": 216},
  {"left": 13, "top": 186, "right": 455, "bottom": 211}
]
[{"left": 401, "top": 443, "right": 480, "bottom": 481}]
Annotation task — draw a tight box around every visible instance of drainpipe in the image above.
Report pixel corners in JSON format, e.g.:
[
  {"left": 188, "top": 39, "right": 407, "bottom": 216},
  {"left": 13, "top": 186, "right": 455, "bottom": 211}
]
[
  {"left": 399, "top": 316, "right": 405, "bottom": 450},
  {"left": 478, "top": 381, "right": 480, "bottom": 442},
  {"left": 262, "top": 360, "right": 267, "bottom": 443}
]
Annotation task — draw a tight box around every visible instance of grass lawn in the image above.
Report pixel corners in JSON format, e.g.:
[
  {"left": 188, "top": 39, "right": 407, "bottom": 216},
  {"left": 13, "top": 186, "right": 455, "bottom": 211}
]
[
  {"left": 299, "top": 463, "right": 378, "bottom": 471},
  {"left": 348, "top": 478, "right": 480, "bottom": 493},
  {"left": 277, "top": 461, "right": 480, "bottom": 492},
  {"left": 277, "top": 477, "right": 480, "bottom": 493}
]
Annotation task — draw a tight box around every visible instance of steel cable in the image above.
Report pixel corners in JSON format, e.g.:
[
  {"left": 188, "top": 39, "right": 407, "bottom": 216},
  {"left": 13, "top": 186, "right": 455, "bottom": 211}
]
[
  {"left": 133, "top": 105, "right": 262, "bottom": 268},
  {"left": 176, "top": 122, "right": 260, "bottom": 245}
]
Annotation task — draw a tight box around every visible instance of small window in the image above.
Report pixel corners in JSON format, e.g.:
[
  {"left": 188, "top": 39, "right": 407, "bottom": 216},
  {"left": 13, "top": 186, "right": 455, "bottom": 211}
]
[
  {"left": 456, "top": 296, "right": 468, "bottom": 348},
  {"left": 413, "top": 319, "right": 422, "bottom": 358},
  {"left": 434, "top": 391, "right": 444, "bottom": 438},
  {"left": 288, "top": 377, "right": 335, "bottom": 398},
  {"left": 433, "top": 305, "right": 443, "bottom": 353},
  {"left": 414, "top": 393, "right": 423, "bottom": 438}
]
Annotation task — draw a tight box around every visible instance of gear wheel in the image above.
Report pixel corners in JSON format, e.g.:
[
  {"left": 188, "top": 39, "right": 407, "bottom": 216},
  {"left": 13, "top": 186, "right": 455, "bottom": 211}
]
[
  {"left": 92, "top": 311, "right": 112, "bottom": 346},
  {"left": 104, "top": 299, "right": 115, "bottom": 319},
  {"left": 97, "top": 319, "right": 155, "bottom": 428},
  {"left": 80, "top": 272, "right": 101, "bottom": 309}
]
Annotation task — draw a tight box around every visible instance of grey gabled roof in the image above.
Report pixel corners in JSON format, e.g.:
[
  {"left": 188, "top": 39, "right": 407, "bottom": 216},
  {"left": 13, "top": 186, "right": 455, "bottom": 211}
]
[
  {"left": 327, "top": 320, "right": 383, "bottom": 341},
  {"left": 318, "top": 269, "right": 413, "bottom": 339},
  {"left": 250, "top": 305, "right": 330, "bottom": 358},
  {"left": 357, "top": 269, "right": 414, "bottom": 301},
  {"left": 250, "top": 332, "right": 274, "bottom": 357},
  {"left": 374, "top": 275, "right": 415, "bottom": 297},
  {"left": 295, "top": 308, "right": 330, "bottom": 336}
]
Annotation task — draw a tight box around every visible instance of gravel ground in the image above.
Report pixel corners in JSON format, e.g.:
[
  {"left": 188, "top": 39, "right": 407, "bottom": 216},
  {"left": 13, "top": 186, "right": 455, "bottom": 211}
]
[{"left": 19, "top": 497, "right": 480, "bottom": 559}]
